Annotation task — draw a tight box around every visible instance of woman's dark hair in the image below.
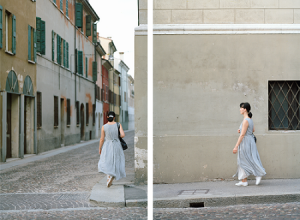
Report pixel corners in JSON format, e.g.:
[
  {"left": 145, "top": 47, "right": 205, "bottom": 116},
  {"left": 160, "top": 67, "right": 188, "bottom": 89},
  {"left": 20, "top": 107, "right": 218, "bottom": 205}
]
[
  {"left": 240, "top": 102, "right": 252, "bottom": 118},
  {"left": 107, "top": 111, "right": 115, "bottom": 122}
]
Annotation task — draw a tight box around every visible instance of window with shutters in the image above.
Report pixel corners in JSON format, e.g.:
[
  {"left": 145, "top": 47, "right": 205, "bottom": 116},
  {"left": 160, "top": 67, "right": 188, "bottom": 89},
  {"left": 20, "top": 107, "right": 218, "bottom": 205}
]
[
  {"left": 86, "top": 103, "right": 89, "bottom": 126},
  {"left": 124, "top": 92, "right": 126, "bottom": 102},
  {"left": 268, "top": 81, "right": 300, "bottom": 130},
  {"left": 52, "top": 31, "right": 57, "bottom": 62},
  {"left": 75, "top": 3, "right": 83, "bottom": 28},
  {"left": 67, "top": 99, "right": 70, "bottom": 126},
  {"left": 101, "top": 88, "right": 104, "bottom": 102},
  {"left": 114, "top": 93, "right": 116, "bottom": 106},
  {"left": 86, "top": 15, "right": 91, "bottom": 37},
  {"left": 0, "top": 5, "right": 3, "bottom": 49},
  {"left": 76, "top": 101, "right": 79, "bottom": 125},
  {"left": 93, "top": 61, "right": 97, "bottom": 82},
  {"left": 106, "top": 86, "right": 109, "bottom": 102},
  {"left": 57, "top": 34, "right": 61, "bottom": 64},
  {"left": 5, "top": 10, "right": 16, "bottom": 54},
  {"left": 37, "top": 92, "right": 42, "bottom": 128},
  {"left": 27, "top": 25, "right": 36, "bottom": 63},
  {"left": 86, "top": 57, "right": 88, "bottom": 77},
  {"left": 54, "top": 96, "right": 59, "bottom": 127},
  {"left": 60, "top": 0, "right": 63, "bottom": 12},
  {"left": 66, "top": 42, "right": 69, "bottom": 68},
  {"left": 78, "top": 50, "right": 83, "bottom": 75},
  {"left": 93, "top": 23, "right": 97, "bottom": 43},
  {"left": 66, "top": 0, "right": 68, "bottom": 17},
  {"left": 93, "top": 104, "right": 95, "bottom": 125},
  {"left": 36, "top": 18, "right": 45, "bottom": 55},
  {"left": 63, "top": 39, "right": 66, "bottom": 67}
]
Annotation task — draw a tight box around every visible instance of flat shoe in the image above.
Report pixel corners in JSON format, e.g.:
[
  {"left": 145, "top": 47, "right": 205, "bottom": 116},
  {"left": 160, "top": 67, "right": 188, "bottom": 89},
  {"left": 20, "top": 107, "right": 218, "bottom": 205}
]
[
  {"left": 256, "top": 177, "right": 262, "bottom": 185},
  {"left": 107, "top": 176, "right": 114, "bottom": 188},
  {"left": 235, "top": 181, "right": 248, "bottom": 186}
]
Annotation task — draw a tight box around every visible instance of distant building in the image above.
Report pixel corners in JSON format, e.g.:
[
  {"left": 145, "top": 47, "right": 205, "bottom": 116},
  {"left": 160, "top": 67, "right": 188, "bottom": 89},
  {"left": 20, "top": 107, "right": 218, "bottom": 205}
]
[
  {"left": 115, "top": 52, "right": 130, "bottom": 130},
  {"left": 127, "top": 74, "right": 134, "bottom": 130}
]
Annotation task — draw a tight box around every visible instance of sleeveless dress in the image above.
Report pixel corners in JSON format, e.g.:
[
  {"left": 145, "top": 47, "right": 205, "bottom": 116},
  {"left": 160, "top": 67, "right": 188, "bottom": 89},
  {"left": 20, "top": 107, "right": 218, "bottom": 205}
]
[
  {"left": 98, "top": 123, "right": 126, "bottom": 181},
  {"left": 233, "top": 118, "right": 266, "bottom": 180}
]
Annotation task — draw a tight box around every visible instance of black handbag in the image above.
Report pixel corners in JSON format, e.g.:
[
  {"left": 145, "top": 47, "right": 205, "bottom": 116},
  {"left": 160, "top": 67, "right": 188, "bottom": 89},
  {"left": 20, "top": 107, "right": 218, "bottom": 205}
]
[
  {"left": 253, "top": 134, "right": 257, "bottom": 143},
  {"left": 117, "top": 123, "right": 128, "bottom": 150}
]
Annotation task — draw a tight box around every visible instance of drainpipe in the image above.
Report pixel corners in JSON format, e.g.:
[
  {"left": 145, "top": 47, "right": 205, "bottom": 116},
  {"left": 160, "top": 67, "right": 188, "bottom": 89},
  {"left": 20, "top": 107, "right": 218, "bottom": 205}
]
[{"left": 74, "top": 3, "right": 77, "bottom": 106}]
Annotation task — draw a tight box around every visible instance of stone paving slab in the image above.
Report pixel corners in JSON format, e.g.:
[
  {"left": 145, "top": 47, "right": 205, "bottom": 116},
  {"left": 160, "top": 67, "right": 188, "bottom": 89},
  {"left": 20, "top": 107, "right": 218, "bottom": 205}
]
[{"left": 89, "top": 182, "right": 125, "bottom": 207}]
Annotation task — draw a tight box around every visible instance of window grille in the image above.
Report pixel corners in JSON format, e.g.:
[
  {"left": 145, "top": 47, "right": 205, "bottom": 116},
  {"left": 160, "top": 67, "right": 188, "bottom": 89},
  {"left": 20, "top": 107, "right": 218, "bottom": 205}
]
[
  {"left": 67, "top": 99, "right": 70, "bottom": 126},
  {"left": 54, "top": 96, "right": 58, "bottom": 126},
  {"left": 268, "top": 81, "right": 300, "bottom": 130}
]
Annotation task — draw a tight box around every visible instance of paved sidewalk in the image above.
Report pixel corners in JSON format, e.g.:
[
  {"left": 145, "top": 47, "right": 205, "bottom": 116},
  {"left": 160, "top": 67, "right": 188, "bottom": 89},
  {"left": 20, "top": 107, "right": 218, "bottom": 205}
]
[{"left": 91, "top": 177, "right": 300, "bottom": 208}]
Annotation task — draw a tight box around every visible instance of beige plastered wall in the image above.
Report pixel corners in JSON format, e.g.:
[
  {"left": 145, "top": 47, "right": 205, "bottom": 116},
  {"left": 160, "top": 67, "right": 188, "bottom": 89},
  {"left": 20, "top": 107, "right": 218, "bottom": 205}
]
[
  {"left": 154, "top": 34, "right": 300, "bottom": 183},
  {"left": 139, "top": 0, "right": 300, "bottom": 24},
  {"left": 134, "top": 32, "right": 300, "bottom": 184}
]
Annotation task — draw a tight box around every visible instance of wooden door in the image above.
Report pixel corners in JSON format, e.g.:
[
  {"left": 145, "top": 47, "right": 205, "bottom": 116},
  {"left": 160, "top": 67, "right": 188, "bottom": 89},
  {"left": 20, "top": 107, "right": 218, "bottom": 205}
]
[
  {"left": 24, "top": 97, "right": 27, "bottom": 154},
  {"left": 6, "top": 110, "right": 12, "bottom": 158}
]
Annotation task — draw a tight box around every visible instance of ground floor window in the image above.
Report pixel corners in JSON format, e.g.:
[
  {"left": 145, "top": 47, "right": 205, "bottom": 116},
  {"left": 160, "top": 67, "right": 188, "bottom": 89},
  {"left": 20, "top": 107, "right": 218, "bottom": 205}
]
[{"left": 268, "top": 81, "right": 300, "bottom": 130}]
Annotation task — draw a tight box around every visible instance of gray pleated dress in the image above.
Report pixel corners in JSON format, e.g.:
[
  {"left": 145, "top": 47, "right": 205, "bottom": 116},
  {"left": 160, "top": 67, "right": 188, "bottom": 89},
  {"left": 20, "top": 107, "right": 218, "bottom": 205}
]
[
  {"left": 233, "top": 118, "right": 266, "bottom": 180},
  {"left": 98, "top": 123, "right": 126, "bottom": 181}
]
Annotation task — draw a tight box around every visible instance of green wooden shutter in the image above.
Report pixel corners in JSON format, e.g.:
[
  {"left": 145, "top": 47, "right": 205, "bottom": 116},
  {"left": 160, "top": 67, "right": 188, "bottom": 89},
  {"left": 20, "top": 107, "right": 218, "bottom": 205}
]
[
  {"left": 86, "top": 57, "right": 88, "bottom": 77},
  {"left": 53, "top": 0, "right": 56, "bottom": 4},
  {"left": 86, "top": 15, "right": 91, "bottom": 37},
  {"left": 78, "top": 50, "right": 83, "bottom": 75},
  {"left": 75, "top": 3, "right": 83, "bottom": 28},
  {"left": 12, "top": 15, "right": 16, "bottom": 54},
  {"left": 93, "top": 61, "right": 97, "bottom": 82},
  {"left": 60, "top": 0, "right": 63, "bottom": 11},
  {"left": 63, "top": 40, "right": 66, "bottom": 67},
  {"left": 41, "top": 20, "right": 45, "bottom": 55},
  {"left": 36, "top": 17, "right": 41, "bottom": 53},
  {"left": 28, "top": 25, "right": 31, "bottom": 60},
  {"left": 33, "top": 28, "right": 36, "bottom": 62},
  {"left": 57, "top": 35, "right": 60, "bottom": 64},
  {"left": 93, "top": 23, "right": 97, "bottom": 43},
  {"left": 66, "top": 42, "right": 69, "bottom": 68},
  {"left": 0, "top": 5, "right": 3, "bottom": 49},
  {"left": 66, "top": 0, "right": 68, "bottom": 17},
  {"left": 52, "top": 31, "right": 54, "bottom": 61}
]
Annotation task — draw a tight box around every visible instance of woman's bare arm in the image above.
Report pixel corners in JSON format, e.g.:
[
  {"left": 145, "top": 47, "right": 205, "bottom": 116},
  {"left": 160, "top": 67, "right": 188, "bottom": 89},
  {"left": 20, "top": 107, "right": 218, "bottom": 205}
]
[
  {"left": 253, "top": 125, "right": 255, "bottom": 133},
  {"left": 119, "top": 123, "right": 125, "bottom": 138},
  {"left": 99, "top": 126, "right": 105, "bottom": 154},
  {"left": 233, "top": 120, "right": 249, "bottom": 154}
]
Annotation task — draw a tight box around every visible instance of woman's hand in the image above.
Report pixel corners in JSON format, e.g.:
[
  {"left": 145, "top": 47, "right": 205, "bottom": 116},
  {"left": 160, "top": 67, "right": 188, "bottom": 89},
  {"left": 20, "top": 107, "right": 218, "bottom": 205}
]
[
  {"left": 238, "top": 129, "right": 240, "bottom": 133},
  {"left": 233, "top": 147, "right": 238, "bottom": 154},
  {"left": 99, "top": 149, "right": 101, "bottom": 155}
]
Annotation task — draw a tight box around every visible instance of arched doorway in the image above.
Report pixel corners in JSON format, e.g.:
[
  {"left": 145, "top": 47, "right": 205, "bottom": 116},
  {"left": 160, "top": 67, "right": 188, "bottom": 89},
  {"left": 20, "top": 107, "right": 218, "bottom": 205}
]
[
  {"left": 80, "top": 104, "right": 85, "bottom": 140},
  {"left": 4, "top": 71, "right": 20, "bottom": 160},
  {"left": 23, "top": 76, "right": 35, "bottom": 155}
]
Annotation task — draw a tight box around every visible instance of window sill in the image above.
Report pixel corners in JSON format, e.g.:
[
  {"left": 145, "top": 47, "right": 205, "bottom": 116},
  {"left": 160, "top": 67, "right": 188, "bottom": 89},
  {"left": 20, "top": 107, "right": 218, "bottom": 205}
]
[
  {"left": 67, "top": 125, "right": 70, "bottom": 127},
  {"left": 37, "top": 127, "right": 42, "bottom": 129},
  {"left": 37, "top": 52, "right": 41, "bottom": 56},
  {"left": 86, "top": 124, "right": 89, "bottom": 126},
  {"left": 53, "top": 2, "right": 57, "bottom": 7},
  {"left": 5, "top": 50, "right": 15, "bottom": 56},
  {"left": 54, "top": 126, "right": 59, "bottom": 128},
  {"left": 76, "top": 124, "right": 80, "bottom": 127},
  {"left": 60, "top": 9, "right": 64, "bottom": 14},
  {"left": 28, "top": 60, "right": 36, "bottom": 64}
]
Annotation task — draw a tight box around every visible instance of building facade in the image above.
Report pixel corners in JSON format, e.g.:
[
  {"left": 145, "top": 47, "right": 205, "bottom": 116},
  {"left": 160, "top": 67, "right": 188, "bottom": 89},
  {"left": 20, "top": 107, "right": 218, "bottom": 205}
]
[
  {"left": 95, "top": 41, "right": 106, "bottom": 138},
  {"left": 102, "top": 59, "right": 112, "bottom": 124},
  {"left": 135, "top": 0, "right": 300, "bottom": 184},
  {"left": 35, "top": 0, "right": 99, "bottom": 153},
  {"left": 0, "top": 0, "right": 37, "bottom": 162},
  {"left": 116, "top": 53, "right": 130, "bottom": 130},
  {"left": 127, "top": 74, "right": 134, "bottom": 130}
]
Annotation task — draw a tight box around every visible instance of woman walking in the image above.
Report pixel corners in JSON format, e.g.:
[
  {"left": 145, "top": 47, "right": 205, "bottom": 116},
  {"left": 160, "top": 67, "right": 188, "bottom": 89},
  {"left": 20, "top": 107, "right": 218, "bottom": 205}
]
[
  {"left": 98, "top": 111, "right": 126, "bottom": 187},
  {"left": 233, "top": 103, "right": 266, "bottom": 186}
]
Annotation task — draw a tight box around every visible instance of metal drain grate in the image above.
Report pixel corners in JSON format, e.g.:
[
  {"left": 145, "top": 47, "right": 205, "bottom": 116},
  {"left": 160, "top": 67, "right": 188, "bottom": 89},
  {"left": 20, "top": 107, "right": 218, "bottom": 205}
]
[
  {"left": 178, "top": 189, "right": 209, "bottom": 195},
  {"left": 56, "top": 193, "right": 90, "bottom": 201}
]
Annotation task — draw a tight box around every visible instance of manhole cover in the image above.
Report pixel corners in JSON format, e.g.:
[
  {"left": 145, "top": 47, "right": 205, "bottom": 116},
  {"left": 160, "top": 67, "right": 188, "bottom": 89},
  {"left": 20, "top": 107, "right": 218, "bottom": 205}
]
[
  {"left": 178, "top": 189, "right": 209, "bottom": 195},
  {"left": 57, "top": 193, "right": 90, "bottom": 201}
]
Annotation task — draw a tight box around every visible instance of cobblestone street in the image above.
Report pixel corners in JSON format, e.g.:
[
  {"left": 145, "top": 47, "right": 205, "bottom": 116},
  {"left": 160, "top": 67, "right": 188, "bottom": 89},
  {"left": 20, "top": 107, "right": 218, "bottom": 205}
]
[{"left": 0, "top": 131, "right": 143, "bottom": 219}]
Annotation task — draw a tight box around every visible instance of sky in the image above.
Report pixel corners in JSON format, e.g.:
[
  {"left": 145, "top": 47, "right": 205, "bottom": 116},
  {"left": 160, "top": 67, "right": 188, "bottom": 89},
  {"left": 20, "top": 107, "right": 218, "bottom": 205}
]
[{"left": 89, "top": 0, "right": 138, "bottom": 78}]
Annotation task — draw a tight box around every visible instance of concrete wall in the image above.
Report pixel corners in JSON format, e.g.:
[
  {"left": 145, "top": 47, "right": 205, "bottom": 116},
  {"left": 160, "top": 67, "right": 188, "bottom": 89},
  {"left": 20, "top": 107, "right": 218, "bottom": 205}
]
[
  {"left": 134, "top": 35, "right": 148, "bottom": 184},
  {"left": 139, "top": 0, "right": 300, "bottom": 24}
]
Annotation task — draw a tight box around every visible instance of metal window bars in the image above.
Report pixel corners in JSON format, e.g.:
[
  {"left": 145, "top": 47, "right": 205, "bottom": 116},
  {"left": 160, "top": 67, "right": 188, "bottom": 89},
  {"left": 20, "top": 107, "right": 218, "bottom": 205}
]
[{"left": 268, "top": 81, "right": 300, "bottom": 130}]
